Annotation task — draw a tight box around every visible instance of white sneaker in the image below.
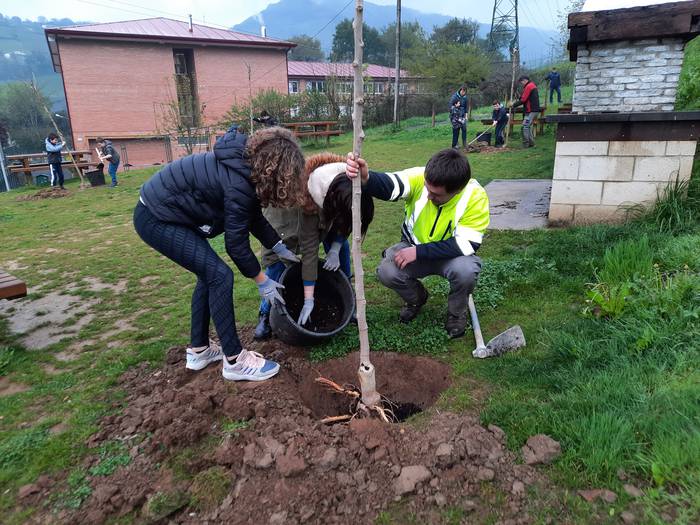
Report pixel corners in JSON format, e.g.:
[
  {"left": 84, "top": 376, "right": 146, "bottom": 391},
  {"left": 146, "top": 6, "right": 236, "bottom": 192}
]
[
  {"left": 222, "top": 349, "right": 280, "bottom": 382},
  {"left": 186, "top": 343, "right": 223, "bottom": 371}
]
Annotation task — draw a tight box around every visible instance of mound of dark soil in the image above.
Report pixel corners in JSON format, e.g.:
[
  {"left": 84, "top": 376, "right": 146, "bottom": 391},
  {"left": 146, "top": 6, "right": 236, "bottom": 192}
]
[
  {"left": 27, "top": 335, "right": 549, "bottom": 525},
  {"left": 16, "top": 187, "right": 71, "bottom": 201}
]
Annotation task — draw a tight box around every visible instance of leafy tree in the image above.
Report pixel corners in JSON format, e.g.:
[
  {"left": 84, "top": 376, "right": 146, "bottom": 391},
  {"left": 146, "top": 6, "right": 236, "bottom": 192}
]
[
  {"left": 431, "top": 18, "right": 481, "bottom": 46},
  {"left": 677, "top": 36, "right": 700, "bottom": 110},
  {"left": 288, "top": 34, "right": 325, "bottom": 62},
  {"left": 379, "top": 22, "right": 429, "bottom": 70},
  {"left": 331, "top": 19, "right": 387, "bottom": 65}
]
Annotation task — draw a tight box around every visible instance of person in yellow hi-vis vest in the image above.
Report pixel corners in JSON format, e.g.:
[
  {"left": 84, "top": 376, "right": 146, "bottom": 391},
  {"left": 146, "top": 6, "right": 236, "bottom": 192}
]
[{"left": 346, "top": 148, "right": 490, "bottom": 338}]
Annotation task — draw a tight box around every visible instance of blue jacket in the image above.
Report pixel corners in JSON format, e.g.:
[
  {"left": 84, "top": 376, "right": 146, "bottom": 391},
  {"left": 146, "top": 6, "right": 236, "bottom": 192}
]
[
  {"left": 546, "top": 71, "right": 561, "bottom": 88},
  {"left": 139, "top": 128, "right": 281, "bottom": 278},
  {"left": 45, "top": 138, "right": 64, "bottom": 164},
  {"left": 449, "top": 91, "right": 468, "bottom": 118},
  {"left": 492, "top": 107, "right": 508, "bottom": 125}
]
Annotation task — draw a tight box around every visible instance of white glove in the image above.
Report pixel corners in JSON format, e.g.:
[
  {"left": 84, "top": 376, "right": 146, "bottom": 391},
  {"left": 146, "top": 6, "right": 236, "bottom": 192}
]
[
  {"left": 297, "top": 297, "right": 314, "bottom": 326},
  {"left": 257, "top": 277, "right": 285, "bottom": 305},
  {"left": 323, "top": 241, "right": 343, "bottom": 272}
]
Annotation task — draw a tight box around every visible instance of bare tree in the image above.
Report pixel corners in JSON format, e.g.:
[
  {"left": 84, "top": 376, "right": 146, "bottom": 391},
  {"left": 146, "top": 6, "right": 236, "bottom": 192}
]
[{"left": 156, "top": 76, "right": 207, "bottom": 156}]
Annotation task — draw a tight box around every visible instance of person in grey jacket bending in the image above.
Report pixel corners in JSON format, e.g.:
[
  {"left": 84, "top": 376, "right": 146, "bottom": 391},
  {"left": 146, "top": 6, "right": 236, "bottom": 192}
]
[{"left": 134, "top": 126, "right": 305, "bottom": 382}]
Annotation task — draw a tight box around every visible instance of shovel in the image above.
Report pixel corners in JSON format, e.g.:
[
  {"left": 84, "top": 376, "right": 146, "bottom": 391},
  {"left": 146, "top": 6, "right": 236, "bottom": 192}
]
[{"left": 468, "top": 295, "right": 526, "bottom": 358}]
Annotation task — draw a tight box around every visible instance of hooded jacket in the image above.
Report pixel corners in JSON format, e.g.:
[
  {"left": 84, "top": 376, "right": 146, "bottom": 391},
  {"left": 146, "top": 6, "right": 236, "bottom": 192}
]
[
  {"left": 139, "top": 128, "right": 281, "bottom": 278},
  {"left": 45, "top": 138, "right": 64, "bottom": 164},
  {"left": 100, "top": 140, "right": 120, "bottom": 166},
  {"left": 514, "top": 81, "right": 541, "bottom": 114}
]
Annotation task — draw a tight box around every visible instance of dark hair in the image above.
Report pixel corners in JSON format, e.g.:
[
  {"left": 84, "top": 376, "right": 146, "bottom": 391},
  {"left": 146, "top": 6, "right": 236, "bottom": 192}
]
[
  {"left": 452, "top": 99, "right": 460, "bottom": 106},
  {"left": 425, "top": 148, "right": 471, "bottom": 193},
  {"left": 48, "top": 132, "right": 58, "bottom": 141},
  {"left": 95, "top": 137, "right": 105, "bottom": 144},
  {"left": 459, "top": 84, "right": 468, "bottom": 91},
  {"left": 247, "top": 126, "right": 305, "bottom": 208},
  {"left": 492, "top": 99, "right": 501, "bottom": 105},
  {"left": 518, "top": 75, "right": 529, "bottom": 82},
  {"left": 323, "top": 174, "right": 374, "bottom": 239}
]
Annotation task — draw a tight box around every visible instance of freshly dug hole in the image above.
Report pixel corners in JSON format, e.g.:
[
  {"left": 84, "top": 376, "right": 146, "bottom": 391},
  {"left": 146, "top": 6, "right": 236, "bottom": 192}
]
[{"left": 299, "top": 352, "right": 451, "bottom": 421}]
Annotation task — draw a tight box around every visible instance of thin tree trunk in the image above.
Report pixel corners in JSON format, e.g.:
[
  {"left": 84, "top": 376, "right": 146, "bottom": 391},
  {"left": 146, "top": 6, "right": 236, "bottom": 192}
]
[
  {"left": 352, "top": 0, "right": 380, "bottom": 408},
  {"left": 504, "top": 48, "right": 518, "bottom": 148},
  {"left": 392, "top": 0, "right": 401, "bottom": 126}
]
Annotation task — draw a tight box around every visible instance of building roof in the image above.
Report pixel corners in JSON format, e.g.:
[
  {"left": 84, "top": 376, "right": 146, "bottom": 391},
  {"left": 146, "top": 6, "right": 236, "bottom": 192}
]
[
  {"left": 287, "top": 61, "right": 412, "bottom": 79},
  {"left": 45, "top": 17, "right": 294, "bottom": 47}
]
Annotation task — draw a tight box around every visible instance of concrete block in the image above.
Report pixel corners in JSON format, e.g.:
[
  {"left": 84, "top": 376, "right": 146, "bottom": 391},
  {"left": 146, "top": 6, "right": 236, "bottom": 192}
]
[
  {"left": 679, "top": 156, "right": 695, "bottom": 181},
  {"left": 613, "top": 76, "right": 639, "bottom": 83},
  {"left": 601, "top": 55, "right": 628, "bottom": 63},
  {"left": 551, "top": 180, "right": 603, "bottom": 205},
  {"left": 609, "top": 141, "right": 666, "bottom": 156},
  {"left": 637, "top": 75, "right": 666, "bottom": 83},
  {"left": 668, "top": 59, "right": 684, "bottom": 66},
  {"left": 553, "top": 156, "right": 580, "bottom": 180},
  {"left": 643, "top": 45, "right": 673, "bottom": 53},
  {"left": 623, "top": 97, "right": 652, "bottom": 105},
  {"left": 663, "top": 88, "right": 678, "bottom": 96},
  {"left": 655, "top": 96, "right": 677, "bottom": 104},
  {"left": 591, "top": 49, "right": 613, "bottom": 57},
  {"left": 613, "top": 48, "right": 636, "bottom": 55},
  {"left": 573, "top": 205, "right": 631, "bottom": 224},
  {"left": 556, "top": 141, "right": 608, "bottom": 156},
  {"left": 641, "top": 59, "right": 669, "bottom": 67},
  {"left": 548, "top": 204, "right": 574, "bottom": 224},
  {"left": 658, "top": 52, "right": 685, "bottom": 59},
  {"left": 580, "top": 156, "right": 634, "bottom": 181},
  {"left": 666, "top": 74, "right": 680, "bottom": 83},
  {"left": 575, "top": 84, "right": 599, "bottom": 92},
  {"left": 602, "top": 182, "right": 660, "bottom": 206},
  {"left": 577, "top": 49, "right": 590, "bottom": 57},
  {"left": 633, "top": 157, "right": 681, "bottom": 181},
  {"left": 661, "top": 105, "right": 675, "bottom": 111},
  {"left": 665, "top": 141, "right": 697, "bottom": 156}
]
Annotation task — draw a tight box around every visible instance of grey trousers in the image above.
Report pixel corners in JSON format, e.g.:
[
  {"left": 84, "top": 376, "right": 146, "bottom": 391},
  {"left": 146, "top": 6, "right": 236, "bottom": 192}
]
[
  {"left": 522, "top": 112, "right": 539, "bottom": 146},
  {"left": 376, "top": 241, "right": 482, "bottom": 318}
]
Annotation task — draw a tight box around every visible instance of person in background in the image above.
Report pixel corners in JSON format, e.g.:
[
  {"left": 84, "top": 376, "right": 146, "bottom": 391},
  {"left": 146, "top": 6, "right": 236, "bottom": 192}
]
[
  {"left": 96, "top": 137, "right": 120, "bottom": 188},
  {"left": 450, "top": 99, "right": 466, "bottom": 150},
  {"left": 448, "top": 84, "right": 468, "bottom": 149},
  {"left": 491, "top": 101, "right": 509, "bottom": 148},
  {"left": 510, "top": 75, "right": 541, "bottom": 148},
  {"left": 134, "top": 126, "right": 304, "bottom": 382},
  {"left": 253, "top": 110, "right": 278, "bottom": 128},
  {"left": 545, "top": 67, "right": 562, "bottom": 104},
  {"left": 45, "top": 133, "right": 65, "bottom": 189}
]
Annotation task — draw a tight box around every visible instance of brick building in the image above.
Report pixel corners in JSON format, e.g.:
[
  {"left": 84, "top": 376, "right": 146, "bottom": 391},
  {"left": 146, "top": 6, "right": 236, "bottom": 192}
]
[{"left": 45, "top": 18, "right": 294, "bottom": 167}]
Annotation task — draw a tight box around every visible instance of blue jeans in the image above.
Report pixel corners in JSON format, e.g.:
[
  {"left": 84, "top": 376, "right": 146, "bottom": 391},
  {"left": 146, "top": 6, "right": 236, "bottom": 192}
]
[
  {"left": 451, "top": 122, "right": 467, "bottom": 148},
  {"left": 549, "top": 86, "right": 561, "bottom": 103},
  {"left": 259, "top": 235, "right": 351, "bottom": 314},
  {"left": 495, "top": 122, "right": 507, "bottom": 146},
  {"left": 108, "top": 161, "right": 119, "bottom": 185}
]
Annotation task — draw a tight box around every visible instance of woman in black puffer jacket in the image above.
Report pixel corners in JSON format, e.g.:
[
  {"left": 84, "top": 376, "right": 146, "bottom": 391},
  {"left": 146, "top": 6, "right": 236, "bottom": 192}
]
[{"left": 134, "top": 126, "right": 305, "bottom": 382}]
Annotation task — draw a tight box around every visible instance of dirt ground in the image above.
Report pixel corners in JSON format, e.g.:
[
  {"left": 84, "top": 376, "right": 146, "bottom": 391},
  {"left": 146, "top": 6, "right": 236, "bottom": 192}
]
[
  {"left": 15, "top": 187, "right": 72, "bottom": 201},
  {"left": 19, "top": 331, "right": 566, "bottom": 525}
]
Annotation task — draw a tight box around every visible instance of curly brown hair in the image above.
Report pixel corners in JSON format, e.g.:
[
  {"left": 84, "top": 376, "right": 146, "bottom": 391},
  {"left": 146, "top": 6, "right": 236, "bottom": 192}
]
[{"left": 246, "top": 127, "right": 305, "bottom": 208}]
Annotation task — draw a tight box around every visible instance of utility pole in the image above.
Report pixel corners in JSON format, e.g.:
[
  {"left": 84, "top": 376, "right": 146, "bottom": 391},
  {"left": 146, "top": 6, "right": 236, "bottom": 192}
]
[{"left": 393, "top": 0, "right": 401, "bottom": 126}]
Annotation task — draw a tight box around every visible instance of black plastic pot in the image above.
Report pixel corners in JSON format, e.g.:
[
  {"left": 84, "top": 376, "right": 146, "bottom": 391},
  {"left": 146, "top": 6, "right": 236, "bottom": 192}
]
[
  {"left": 85, "top": 163, "right": 105, "bottom": 187},
  {"left": 270, "top": 262, "right": 355, "bottom": 346}
]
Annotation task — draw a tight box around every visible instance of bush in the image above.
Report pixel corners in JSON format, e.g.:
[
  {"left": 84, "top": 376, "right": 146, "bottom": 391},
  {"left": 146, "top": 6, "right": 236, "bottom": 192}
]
[{"left": 676, "top": 36, "right": 700, "bottom": 110}]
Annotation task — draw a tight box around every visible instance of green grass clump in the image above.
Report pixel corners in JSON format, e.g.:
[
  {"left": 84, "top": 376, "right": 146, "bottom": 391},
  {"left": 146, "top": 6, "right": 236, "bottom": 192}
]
[
  {"left": 188, "top": 466, "right": 231, "bottom": 510},
  {"left": 144, "top": 491, "right": 189, "bottom": 522}
]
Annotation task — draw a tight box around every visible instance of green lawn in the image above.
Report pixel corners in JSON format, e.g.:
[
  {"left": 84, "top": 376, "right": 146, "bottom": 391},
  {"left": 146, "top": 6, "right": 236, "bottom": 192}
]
[{"left": 1, "top": 121, "right": 699, "bottom": 524}]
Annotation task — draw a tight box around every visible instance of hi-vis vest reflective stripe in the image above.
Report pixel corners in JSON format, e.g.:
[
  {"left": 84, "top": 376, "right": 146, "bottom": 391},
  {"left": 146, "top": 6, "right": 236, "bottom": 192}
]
[{"left": 386, "top": 167, "right": 489, "bottom": 256}]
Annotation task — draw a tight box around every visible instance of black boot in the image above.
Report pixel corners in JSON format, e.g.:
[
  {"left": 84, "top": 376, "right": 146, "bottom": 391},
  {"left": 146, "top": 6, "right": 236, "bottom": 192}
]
[
  {"left": 445, "top": 313, "right": 467, "bottom": 339},
  {"left": 254, "top": 312, "right": 271, "bottom": 340},
  {"left": 398, "top": 284, "right": 429, "bottom": 324}
]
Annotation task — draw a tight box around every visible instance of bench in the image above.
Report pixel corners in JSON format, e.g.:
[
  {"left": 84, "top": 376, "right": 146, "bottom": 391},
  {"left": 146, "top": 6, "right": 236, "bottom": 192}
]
[
  {"left": 0, "top": 270, "right": 27, "bottom": 300},
  {"left": 480, "top": 103, "right": 548, "bottom": 140},
  {"left": 6, "top": 151, "right": 98, "bottom": 185},
  {"left": 281, "top": 121, "right": 342, "bottom": 145}
]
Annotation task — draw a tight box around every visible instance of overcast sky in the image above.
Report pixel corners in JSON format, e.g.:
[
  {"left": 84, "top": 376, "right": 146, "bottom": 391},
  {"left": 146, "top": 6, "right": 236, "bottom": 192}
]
[{"left": 3, "top": 0, "right": 573, "bottom": 31}]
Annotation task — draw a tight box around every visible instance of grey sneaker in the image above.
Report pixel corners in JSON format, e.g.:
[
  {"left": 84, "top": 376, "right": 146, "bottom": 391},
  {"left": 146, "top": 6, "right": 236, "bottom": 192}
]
[
  {"left": 186, "top": 343, "right": 223, "bottom": 370},
  {"left": 222, "top": 349, "right": 280, "bottom": 382},
  {"left": 399, "top": 284, "right": 429, "bottom": 324}
]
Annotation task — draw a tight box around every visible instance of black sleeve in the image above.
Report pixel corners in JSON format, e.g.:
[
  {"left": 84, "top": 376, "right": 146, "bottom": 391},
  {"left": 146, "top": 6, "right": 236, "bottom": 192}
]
[
  {"left": 365, "top": 170, "right": 399, "bottom": 201},
  {"left": 248, "top": 199, "right": 281, "bottom": 250},
  {"left": 415, "top": 238, "right": 481, "bottom": 259},
  {"left": 223, "top": 183, "right": 262, "bottom": 279}
]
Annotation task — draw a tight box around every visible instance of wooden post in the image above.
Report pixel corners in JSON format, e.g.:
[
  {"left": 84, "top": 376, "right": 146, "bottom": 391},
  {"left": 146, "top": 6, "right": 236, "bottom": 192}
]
[
  {"left": 352, "top": 0, "right": 380, "bottom": 409},
  {"left": 29, "top": 81, "right": 86, "bottom": 187}
]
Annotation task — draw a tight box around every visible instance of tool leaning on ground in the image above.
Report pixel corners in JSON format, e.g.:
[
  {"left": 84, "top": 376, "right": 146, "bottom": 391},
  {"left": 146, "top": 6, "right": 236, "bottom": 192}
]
[
  {"left": 467, "top": 124, "right": 496, "bottom": 147},
  {"left": 468, "top": 294, "right": 526, "bottom": 358}
]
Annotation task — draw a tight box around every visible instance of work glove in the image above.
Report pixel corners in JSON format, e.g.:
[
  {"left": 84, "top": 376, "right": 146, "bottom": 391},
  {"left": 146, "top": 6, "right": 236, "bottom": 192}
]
[
  {"left": 257, "top": 276, "right": 285, "bottom": 305},
  {"left": 297, "top": 297, "right": 314, "bottom": 326},
  {"left": 272, "top": 240, "right": 300, "bottom": 265},
  {"left": 323, "top": 241, "right": 343, "bottom": 272}
]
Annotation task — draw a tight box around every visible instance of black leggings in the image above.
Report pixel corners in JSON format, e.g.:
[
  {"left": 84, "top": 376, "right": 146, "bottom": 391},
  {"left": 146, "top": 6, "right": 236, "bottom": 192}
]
[{"left": 133, "top": 202, "right": 242, "bottom": 357}]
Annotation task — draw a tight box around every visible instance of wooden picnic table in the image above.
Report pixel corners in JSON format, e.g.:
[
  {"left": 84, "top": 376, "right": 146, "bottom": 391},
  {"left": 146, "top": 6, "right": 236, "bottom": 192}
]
[
  {"left": 6, "top": 150, "right": 99, "bottom": 184},
  {"left": 0, "top": 270, "right": 27, "bottom": 300},
  {"left": 281, "top": 121, "right": 342, "bottom": 144}
]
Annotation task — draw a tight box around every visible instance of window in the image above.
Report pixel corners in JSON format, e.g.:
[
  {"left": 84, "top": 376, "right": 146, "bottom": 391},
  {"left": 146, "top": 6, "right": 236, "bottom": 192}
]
[
  {"left": 306, "top": 80, "right": 326, "bottom": 93},
  {"left": 374, "top": 82, "right": 385, "bottom": 94},
  {"left": 335, "top": 81, "right": 352, "bottom": 94},
  {"left": 289, "top": 80, "right": 299, "bottom": 93},
  {"left": 172, "top": 48, "right": 199, "bottom": 128}
]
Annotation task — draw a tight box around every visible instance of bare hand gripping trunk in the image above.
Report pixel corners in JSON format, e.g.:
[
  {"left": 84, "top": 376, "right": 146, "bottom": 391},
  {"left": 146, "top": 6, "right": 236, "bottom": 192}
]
[{"left": 352, "top": 0, "right": 380, "bottom": 408}]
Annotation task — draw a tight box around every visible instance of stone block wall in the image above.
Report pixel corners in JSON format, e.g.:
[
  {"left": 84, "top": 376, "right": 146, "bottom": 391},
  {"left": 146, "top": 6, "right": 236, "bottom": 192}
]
[
  {"left": 549, "top": 140, "right": 697, "bottom": 224},
  {"left": 572, "top": 38, "right": 685, "bottom": 113}
]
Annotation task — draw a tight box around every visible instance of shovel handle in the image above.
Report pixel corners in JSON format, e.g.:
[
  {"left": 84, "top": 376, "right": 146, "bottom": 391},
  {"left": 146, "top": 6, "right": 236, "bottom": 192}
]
[{"left": 468, "top": 295, "right": 486, "bottom": 349}]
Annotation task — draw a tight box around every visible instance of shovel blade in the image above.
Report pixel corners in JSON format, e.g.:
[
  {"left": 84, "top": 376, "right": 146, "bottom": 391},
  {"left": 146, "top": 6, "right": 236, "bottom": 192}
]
[{"left": 485, "top": 325, "right": 526, "bottom": 357}]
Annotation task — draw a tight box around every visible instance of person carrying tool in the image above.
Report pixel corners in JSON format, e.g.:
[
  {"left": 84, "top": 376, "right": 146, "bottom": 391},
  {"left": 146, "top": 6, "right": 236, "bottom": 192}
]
[
  {"left": 491, "top": 101, "right": 509, "bottom": 148},
  {"left": 510, "top": 75, "right": 541, "bottom": 148},
  {"left": 45, "top": 132, "right": 65, "bottom": 189},
  {"left": 96, "top": 137, "right": 120, "bottom": 187},
  {"left": 345, "top": 148, "right": 489, "bottom": 338},
  {"left": 449, "top": 84, "right": 468, "bottom": 149},
  {"left": 134, "top": 126, "right": 304, "bottom": 381},
  {"left": 254, "top": 153, "right": 374, "bottom": 338}
]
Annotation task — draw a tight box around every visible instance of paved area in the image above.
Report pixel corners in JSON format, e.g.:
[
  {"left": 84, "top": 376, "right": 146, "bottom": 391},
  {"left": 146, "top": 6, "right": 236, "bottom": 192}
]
[{"left": 485, "top": 179, "right": 552, "bottom": 230}]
